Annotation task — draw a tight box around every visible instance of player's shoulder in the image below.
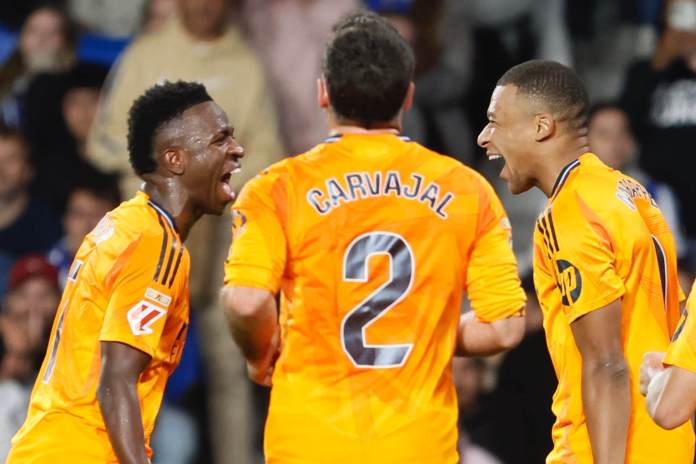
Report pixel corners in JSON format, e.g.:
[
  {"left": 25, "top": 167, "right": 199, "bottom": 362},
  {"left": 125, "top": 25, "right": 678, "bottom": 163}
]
[
  {"left": 554, "top": 153, "right": 628, "bottom": 211},
  {"left": 552, "top": 153, "right": 657, "bottom": 230},
  {"left": 102, "top": 193, "right": 177, "bottom": 248}
]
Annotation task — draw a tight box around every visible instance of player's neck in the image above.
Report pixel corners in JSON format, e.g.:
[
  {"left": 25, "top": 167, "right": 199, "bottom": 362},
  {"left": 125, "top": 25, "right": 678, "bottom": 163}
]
[
  {"left": 329, "top": 125, "right": 400, "bottom": 136},
  {"left": 142, "top": 182, "right": 196, "bottom": 241}
]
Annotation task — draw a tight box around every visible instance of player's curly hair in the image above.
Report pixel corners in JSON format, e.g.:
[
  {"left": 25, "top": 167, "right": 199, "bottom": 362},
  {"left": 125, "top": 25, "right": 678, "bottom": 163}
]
[
  {"left": 323, "top": 11, "right": 415, "bottom": 127},
  {"left": 498, "top": 60, "right": 589, "bottom": 130},
  {"left": 127, "top": 80, "right": 212, "bottom": 176}
]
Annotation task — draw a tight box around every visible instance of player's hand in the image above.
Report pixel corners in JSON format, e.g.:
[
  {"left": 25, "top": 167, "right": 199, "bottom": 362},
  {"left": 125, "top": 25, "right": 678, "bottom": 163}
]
[
  {"left": 640, "top": 351, "right": 665, "bottom": 396},
  {"left": 247, "top": 329, "right": 280, "bottom": 386}
]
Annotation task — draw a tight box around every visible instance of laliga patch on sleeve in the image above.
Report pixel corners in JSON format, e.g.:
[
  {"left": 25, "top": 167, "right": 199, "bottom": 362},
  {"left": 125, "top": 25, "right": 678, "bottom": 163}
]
[
  {"left": 127, "top": 300, "right": 167, "bottom": 336},
  {"left": 144, "top": 287, "right": 172, "bottom": 308}
]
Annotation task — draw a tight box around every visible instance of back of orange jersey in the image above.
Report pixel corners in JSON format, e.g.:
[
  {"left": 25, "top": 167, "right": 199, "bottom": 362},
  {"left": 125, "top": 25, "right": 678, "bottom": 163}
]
[{"left": 225, "top": 134, "right": 525, "bottom": 463}]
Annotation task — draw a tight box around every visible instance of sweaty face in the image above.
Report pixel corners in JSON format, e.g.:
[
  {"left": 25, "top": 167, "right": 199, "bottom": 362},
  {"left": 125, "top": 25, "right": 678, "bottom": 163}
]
[
  {"left": 477, "top": 85, "right": 538, "bottom": 194},
  {"left": 588, "top": 108, "right": 635, "bottom": 170},
  {"left": 177, "top": 101, "right": 244, "bottom": 215}
]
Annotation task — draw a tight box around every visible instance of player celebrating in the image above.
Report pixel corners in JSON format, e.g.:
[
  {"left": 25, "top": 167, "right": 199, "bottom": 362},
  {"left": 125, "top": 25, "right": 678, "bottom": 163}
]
[
  {"left": 222, "top": 12, "right": 525, "bottom": 463},
  {"left": 477, "top": 60, "right": 695, "bottom": 463},
  {"left": 640, "top": 281, "right": 696, "bottom": 430},
  {"left": 7, "top": 81, "right": 244, "bottom": 463}
]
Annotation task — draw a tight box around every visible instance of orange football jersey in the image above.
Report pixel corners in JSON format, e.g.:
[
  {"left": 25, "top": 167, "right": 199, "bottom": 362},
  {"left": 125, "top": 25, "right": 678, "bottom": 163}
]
[
  {"left": 7, "top": 192, "right": 190, "bottom": 463},
  {"left": 224, "top": 133, "right": 526, "bottom": 463},
  {"left": 533, "top": 153, "right": 694, "bottom": 463},
  {"left": 664, "top": 280, "right": 696, "bottom": 372}
]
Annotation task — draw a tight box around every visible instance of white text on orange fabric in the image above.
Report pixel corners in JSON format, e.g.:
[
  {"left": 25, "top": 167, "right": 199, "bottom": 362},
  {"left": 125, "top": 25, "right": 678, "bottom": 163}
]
[{"left": 306, "top": 171, "right": 454, "bottom": 219}]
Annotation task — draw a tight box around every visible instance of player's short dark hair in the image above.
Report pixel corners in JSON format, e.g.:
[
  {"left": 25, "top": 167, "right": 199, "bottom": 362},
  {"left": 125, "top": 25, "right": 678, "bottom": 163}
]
[
  {"left": 127, "top": 80, "right": 212, "bottom": 176},
  {"left": 323, "top": 11, "right": 415, "bottom": 127},
  {"left": 498, "top": 60, "right": 589, "bottom": 130}
]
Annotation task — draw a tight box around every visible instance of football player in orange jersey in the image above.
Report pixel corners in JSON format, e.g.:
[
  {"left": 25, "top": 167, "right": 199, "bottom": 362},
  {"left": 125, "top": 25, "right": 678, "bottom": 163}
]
[
  {"left": 221, "top": 11, "right": 525, "bottom": 464},
  {"left": 478, "top": 60, "right": 694, "bottom": 463},
  {"left": 640, "top": 282, "right": 696, "bottom": 430},
  {"left": 7, "top": 81, "right": 244, "bottom": 463}
]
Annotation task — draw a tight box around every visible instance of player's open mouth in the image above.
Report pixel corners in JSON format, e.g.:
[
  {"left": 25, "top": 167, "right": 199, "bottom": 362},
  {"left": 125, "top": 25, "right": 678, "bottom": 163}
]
[{"left": 219, "top": 167, "right": 241, "bottom": 201}]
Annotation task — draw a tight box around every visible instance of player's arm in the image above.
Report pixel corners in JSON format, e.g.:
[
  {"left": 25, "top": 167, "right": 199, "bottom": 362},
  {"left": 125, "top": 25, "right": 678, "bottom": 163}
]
[
  {"left": 641, "top": 292, "right": 696, "bottom": 430},
  {"left": 97, "top": 341, "right": 151, "bottom": 464},
  {"left": 456, "top": 311, "right": 524, "bottom": 356},
  {"left": 221, "top": 172, "right": 286, "bottom": 385},
  {"left": 457, "top": 178, "right": 526, "bottom": 356},
  {"left": 642, "top": 360, "right": 696, "bottom": 429},
  {"left": 571, "top": 298, "right": 630, "bottom": 464},
  {"left": 221, "top": 286, "right": 280, "bottom": 386}
]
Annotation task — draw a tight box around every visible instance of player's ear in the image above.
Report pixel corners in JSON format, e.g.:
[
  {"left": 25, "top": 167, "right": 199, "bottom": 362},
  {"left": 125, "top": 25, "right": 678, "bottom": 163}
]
[
  {"left": 317, "top": 78, "right": 329, "bottom": 110},
  {"left": 402, "top": 81, "right": 415, "bottom": 113},
  {"left": 534, "top": 113, "right": 555, "bottom": 142},
  {"left": 163, "top": 148, "right": 185, "bottom": 175}
]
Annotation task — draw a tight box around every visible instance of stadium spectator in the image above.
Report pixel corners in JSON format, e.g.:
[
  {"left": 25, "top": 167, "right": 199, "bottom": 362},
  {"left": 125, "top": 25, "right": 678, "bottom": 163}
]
[
  {"left": 139, "top": 0, "right": 177, "bottom": 35},
  {"left": 47, "top": 184, "right": 120, "bottom": 289},
  {"left": 621, "top": 0, "right": 696, "bottom": 275},
  {"left": 0, "top": 6, "right": 76, "bottom": 127},
  {"left": 0, "top": 127, "right": 62, "bottom": 294},
  {"left": 587, "top": 102, "right": 687, "bottom": 261},
  {"left": 0, "top": 255, "right": 60, "bottom": 462},
  {"left": 478, "top": 59, "right": 694, "bottom": 463},
  {"left": 240, "top": 0, "right": 359, "bottom": 155},
  {"left": 87, "top": 2, "right": 283, "bottom": 460},
  {"left": 24, "top": 62, "right": 114, "bottom": 213}
]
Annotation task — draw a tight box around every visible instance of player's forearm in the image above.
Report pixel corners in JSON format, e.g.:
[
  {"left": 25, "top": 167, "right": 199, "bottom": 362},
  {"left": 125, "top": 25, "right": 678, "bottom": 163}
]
[
  {"left": 582, "top": 357, "right": 630, "bottom": 464},
  {"left": 222, "top": 286, "right": 279, "bottom": 363},
  {"left": 97, "top": 377, "right": 149, "bottom": 464},
  {"left": 455, "top": 312, "right": 524, "bottom": 356},
  {"left": 647, "top": 367, "right": 696, "bottom": 429}
]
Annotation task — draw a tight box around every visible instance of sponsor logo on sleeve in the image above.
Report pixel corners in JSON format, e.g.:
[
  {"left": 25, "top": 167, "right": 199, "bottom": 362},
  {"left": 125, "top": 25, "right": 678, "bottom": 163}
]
[
  {"left": 144, "top": 287, "right": 172, "bottom": 308},
  {"left": 555, "top": 259, "right": 582, "bottom": 306},
  {"left": 127, "top": 300, "right": 167, "bottom": 336}
]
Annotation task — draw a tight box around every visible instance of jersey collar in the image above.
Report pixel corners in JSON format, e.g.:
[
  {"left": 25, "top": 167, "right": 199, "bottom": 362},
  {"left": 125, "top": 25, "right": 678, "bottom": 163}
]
[
  {"left": 550, "top": 158, "right": 581, "bottom": 198},
  {"left": 147, "top": 198, "right": 178, "bottom": 233}
]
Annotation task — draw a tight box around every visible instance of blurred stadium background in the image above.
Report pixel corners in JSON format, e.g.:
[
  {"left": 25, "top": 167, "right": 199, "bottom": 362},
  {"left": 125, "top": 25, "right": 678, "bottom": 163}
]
[{"left": 0, "top": 0, "right": 694, "bottom": 463}]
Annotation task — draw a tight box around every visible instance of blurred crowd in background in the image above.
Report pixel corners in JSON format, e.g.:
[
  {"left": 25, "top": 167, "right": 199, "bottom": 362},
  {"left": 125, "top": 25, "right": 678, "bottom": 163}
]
[{"left": 0, "top": 0, "right": 694, "bottom": 463}]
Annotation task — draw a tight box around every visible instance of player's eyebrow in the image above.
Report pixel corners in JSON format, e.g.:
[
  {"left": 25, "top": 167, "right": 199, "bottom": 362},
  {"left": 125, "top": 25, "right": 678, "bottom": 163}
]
[
  {"left": 487, "top": 110, "right": 496, "bottom": 121},
  {"left": 211, "top": 126, "right": 233, "bottom": 142}
]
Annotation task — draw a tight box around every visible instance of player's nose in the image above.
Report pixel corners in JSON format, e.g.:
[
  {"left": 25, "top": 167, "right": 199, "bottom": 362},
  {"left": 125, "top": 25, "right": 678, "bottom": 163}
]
[
  {"left": 228, "top": 139, "right": 245, "bottom": 160},
  {"left": 477, "top": 124, "right": 491, "bottom": 148}
]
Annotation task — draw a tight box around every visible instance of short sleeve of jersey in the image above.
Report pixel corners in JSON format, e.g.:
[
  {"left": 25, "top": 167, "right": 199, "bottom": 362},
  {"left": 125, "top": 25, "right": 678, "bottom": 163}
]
[
  {"left": 100, "top": 230, "right": 178, "bottom": 358},
  {"left": 664, "top": 282, "right": 696, "bottom": 373},
  {"left": 546, "top": 192, "right": 626, "bottom": 322},
  {"left": 224, "top": 171, "right": 287, "bottom": 293},
  {"left": 466, "top": 179, "right": 526, "bottom": 322}
]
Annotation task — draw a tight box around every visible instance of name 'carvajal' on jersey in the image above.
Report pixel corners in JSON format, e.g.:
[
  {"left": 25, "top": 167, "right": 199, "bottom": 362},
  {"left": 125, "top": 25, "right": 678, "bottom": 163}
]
[{"left": 306, "top": 171, "right": 454, "bottom": 218}]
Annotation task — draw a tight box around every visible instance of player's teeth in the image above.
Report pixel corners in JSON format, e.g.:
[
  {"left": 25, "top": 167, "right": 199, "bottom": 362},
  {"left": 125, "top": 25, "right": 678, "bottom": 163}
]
[
  {"left": 231, "top": 167, "right": 241, "bottom": 174},
  {"left": 488, "top": 154, "right": 502, "bottom": 160}
]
